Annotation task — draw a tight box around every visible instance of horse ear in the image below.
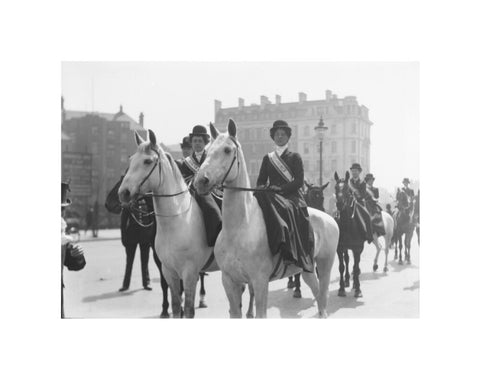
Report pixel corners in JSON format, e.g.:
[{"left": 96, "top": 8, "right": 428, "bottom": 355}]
[
  {"left": 134, "top": 131, "right": 145, "bottom": 146},
  {"left": 148, "top": 129, "right": 157, "bottom": 147},
  {"left": 228, "top": 119, "right": 237, "bottom": 138},
  {"left": 209, "top": 122, "right": 219, "bottom": 140},
  {"left": 345, "top": 171, "right": 350, "bottom": 181},
  {"left": 334, "top": 172, "right": 339, "bottom": 182},
  {"left": 321, "top": 182, "right": 329, "bottom": 191}
]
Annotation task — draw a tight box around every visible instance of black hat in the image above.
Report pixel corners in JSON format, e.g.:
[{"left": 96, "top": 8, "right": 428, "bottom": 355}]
[
  {"left": 189, "top": 125, "right": 210, "bottom": 143},
  {"left": 402, "top": 178, "right": 410, "bottom": 184},
  {"left": 180, "top": 136, "right": 192, "bottom": 149},
  {"left": 61, "top": 182, "right": 71, "bottom": 207},
  {"left": 365, "top": 173, "right": 375, "bottom": 181},
  {"left": 350, "top": 163, "right": 362, "bottom": 171},
  {"left": 270, "top": 120, "right": 292, "bottom": 140}
]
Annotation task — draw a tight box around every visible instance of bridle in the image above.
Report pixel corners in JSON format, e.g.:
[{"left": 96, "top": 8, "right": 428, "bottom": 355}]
[
  {"left": 123, "top": 146, "right": 191, "bottom": 223},
  {"left": 215, "top": 136, "right": 275, "bottom": 193},
  {"left": 335, "top": 180, "right": 357, "bottom": 218}
]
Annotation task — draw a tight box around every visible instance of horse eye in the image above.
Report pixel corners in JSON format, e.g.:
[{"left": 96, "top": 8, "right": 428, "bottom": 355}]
[
  {"left": 144, "top": 159, "right": 153, "bottom": 165},
  {"left": 224, "top": 147, "right": 232, "bottom": 154}
]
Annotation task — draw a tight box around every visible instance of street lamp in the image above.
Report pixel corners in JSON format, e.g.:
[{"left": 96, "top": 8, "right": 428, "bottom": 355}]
[{"left": 314, "top": 116, "right": 328, "bottom": 186}]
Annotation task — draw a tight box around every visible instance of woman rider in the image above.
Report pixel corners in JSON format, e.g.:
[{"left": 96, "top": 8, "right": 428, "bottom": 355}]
[{"left": 255, "top": 120, "right": 314, "bottom": 273}]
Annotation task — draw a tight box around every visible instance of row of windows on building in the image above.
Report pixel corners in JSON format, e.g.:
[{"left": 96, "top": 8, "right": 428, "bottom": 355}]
[
  {"left": 302, "top": 139, "right": 362, "bottom": 155},
  {"left": 218, "top": 104, "right": 364, "bottom": 123}
]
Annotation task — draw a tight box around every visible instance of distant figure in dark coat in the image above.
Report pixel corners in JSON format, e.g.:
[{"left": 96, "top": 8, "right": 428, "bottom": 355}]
[{"left": 364, "top": 173, "right": 386, "bottom": 236}]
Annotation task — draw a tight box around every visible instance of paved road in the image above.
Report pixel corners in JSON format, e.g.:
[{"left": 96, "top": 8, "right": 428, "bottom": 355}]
[{"left": 63, "top": 232, "right": 419, "bottom": 318}]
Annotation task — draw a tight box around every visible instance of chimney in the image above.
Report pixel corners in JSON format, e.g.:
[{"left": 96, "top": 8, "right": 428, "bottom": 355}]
[
  {"left": 61, "top": 96, "right": 64, "bottom": 111},
  {"left": 214, "top": 99, "right": 222, "bottom": 114},
  {"left": 298, "top": 92, "right": 307, "bottom": 103},
  {"left": 139, "top": 112, "right": 144, "bottom": 127},
  {"left": 238, "top": 97, "right": 245, "bottom": 109},
  {"left": 275, "top": 94, "right": 281, "bottom": 105},
  {"left": 325, "top": 90, "right": 332, "bottom": 100},
  {"left": 260, "top": 95, "right": 270, "bottom": 109}
]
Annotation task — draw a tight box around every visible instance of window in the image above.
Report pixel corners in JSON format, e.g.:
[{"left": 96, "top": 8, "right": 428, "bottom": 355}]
[
  {"left": 351, "top": 123, "right": 356, "bottom": 134},
  {"left": 303, "top": 125, "right": 310, "bottom": 137},
  {"left": 331, "top": 141, "right": 337, "bottom": 154},
  {"left": 257, "top": 129, "right": 262, "bottom": 140},
  {"left": 331, "top": 124, "right": 337, "bottom": 135},
  {"left": 351, "top": 140, "right": 356, "bottom": 153},
  {"left": 304, "top": 142, "right": 309, "bottom": 154}
]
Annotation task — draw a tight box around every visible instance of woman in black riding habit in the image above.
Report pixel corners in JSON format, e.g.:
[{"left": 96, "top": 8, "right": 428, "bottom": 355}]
[{"left": 255, "top": 120, "right": 314, "bottom": 273}]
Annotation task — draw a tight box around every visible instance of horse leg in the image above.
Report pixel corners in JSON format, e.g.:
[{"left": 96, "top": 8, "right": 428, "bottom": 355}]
[
  {"left": 353, "top": 248, "right": 363, "bottom": 298},
  {"left": 162, "top": 266, "right": 183, "bottom": 318},
  {"left": 337, "top": 249, "right": 346, "bottom": 297},
  {"left": 252, "top": 277, "right": 269, "bottom": 318},
  {"left": 372, "top": 235, "right": 380, "bottom": 272},
  {"left": 383, "top": 235, "right": 390, "bottom": 273},
  {"left": 152, "top": 250, "right": 170, "bottom": 318},
  {"left": 182, "top": 271, "right": 199, "bottom": 319},
  {"left": 287, "top": 276, "right": 295, "bottom": 289},
  {"left": 344, "top": 250, "right": 351, "bottom": 288},
  {"left": 246, "top": 283, "right": 255, "bottom": 318},
  {"left": 293, "top": 273, "right": 302, "bottom": 298},
  {"left": 313, "top": 254, "right": 335, "bottom": 318},
  {"left": 198, "top": 273, "right": 207, "bottom": 308},
  {"left": 221, "top": 273, "right": 243, "bottom": 318},
  {"left": 398, "top": 234, "right": 404, "bottom": 264}
]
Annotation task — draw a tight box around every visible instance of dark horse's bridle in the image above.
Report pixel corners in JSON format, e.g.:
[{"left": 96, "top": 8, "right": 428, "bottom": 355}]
[
  {"left": 124, "top": 146, "right": 191, "bottom": 225},
  {"left": 335, "top": 180, "right": 360, "bottom": 219}
]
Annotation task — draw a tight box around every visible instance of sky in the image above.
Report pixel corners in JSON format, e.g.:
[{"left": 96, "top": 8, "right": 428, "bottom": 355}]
[{"left": 62, "top": 62, "right": 419, "bottom": 192}]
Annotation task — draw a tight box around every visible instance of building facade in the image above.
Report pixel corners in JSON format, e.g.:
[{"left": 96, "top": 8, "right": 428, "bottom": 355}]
[
  {"left": 214, "top": 90, "right": 373, "bottom": 213},
  {"left": 61, "top": 98, "right": 147, "bottom": 227}
]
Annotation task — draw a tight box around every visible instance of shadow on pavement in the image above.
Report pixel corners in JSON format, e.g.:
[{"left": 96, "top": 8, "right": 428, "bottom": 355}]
[
  {"left": 390, "top": 261, "right": 418, "bottom": 272},
  {"left": 267, "top": 288, "right": 316, "bottom": 318},
  {"left": 327, "top": 288, "right": 365, "bottom": 316},
  {"left": 83, "top": 288, "right": 143, "bottom": 303},
  {"left": 403, "top": 280, "right": 419, "bottom": 291}
]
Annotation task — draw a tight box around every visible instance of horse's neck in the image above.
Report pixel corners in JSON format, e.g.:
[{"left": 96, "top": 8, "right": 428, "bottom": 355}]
[
  {"left": 152, "top": 163, "right": 191, "bottom": 222},
  {"left": 222, "top": 152, "right": 257, "bottom": 231}
]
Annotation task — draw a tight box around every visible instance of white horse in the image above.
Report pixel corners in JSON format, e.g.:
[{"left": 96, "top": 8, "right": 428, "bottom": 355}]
[
  {"left": 372, "top": 211, "right": 395, "bottom": 273},
  {"left": 118, "top": 129, "right": 218, "bottom": 318},
  {"left": 195, "top": 119, "right": 339, "bottom": 318}
]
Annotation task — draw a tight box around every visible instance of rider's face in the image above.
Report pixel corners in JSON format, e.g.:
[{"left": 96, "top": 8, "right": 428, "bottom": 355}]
[
  {"left": 351, "top": 169, "right": 360, "bottom": 179},
  {"left": 273, "top": 129, "right": 289, "bottom": 147},
  {"left": 191, "top": 136, "right": 206, "bottom": 153},
  {"left": 182, "top": 147, "right": 193, "bottom": 158}
]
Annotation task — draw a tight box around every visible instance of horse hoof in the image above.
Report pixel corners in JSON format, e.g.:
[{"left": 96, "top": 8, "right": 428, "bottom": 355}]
[
  {"left": 287, "top": 281, "right": 295, "bottom": 289},
  {"left": 198, "top": 301, "right": 208, "bottom": 308},
  {"left": 373, "top": 263, "right": 378, "bottom": 272},
  {"left": 319, "top": 311, "right": 328, "bottom": 319},
  {"left": 398, "top": 260, "right": 404, "bottom": 265},
  {"left": 338, "top": 288, "right": 346, "bottom": 297},
  {"left": 246, "top": 313, "right": 254, "bottom": 319},
  {"left": 160, "top": 311, "right": 170, "bottom": 319},
  {"left": 383, "top": 266, "right": 389, "bottom": 273},
  {"left": 354, "top": 289, "right": 363, "bottom": 298},
  {"left": 293, "top": 289, "right": 302, "bottom": 298}
]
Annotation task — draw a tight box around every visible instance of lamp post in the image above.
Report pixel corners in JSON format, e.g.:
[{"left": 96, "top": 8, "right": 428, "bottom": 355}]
[{"left": 314, "top": 116, "right": 328, "bottom": 186}]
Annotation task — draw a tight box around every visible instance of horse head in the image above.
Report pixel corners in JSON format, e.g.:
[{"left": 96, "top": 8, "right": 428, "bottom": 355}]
[
  {"left": 333, "top": 171, "right": 351, "bottom": 212},
  {"left": 305, "top": 181, "right": 329, "bottom": 211},
  {"left": 118, "top": 129, "right": 176, "bottom": 205},
  {"left": 195, "top": 119, "right": 243, "bottom": 195}
]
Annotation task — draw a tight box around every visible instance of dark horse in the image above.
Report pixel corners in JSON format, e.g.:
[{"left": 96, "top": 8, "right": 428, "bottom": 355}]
[
  {"left": 392, "top": 189, "right": 417, "bottom": 264},
  {"left": 334, "top": 172, "right": 370, "bottom": 298},
  {"left": 287, "top": 181, "right": 329, "bottom": 298},
  {"left": 414, "top": 190, "right": 420, "bottom": 245}
]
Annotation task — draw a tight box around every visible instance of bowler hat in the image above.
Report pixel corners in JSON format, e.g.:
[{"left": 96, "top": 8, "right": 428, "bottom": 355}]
[
  {"left": 402, "top": 178, "right": 410, "bottom": 184},
  {"left": 270, "top": 120, "right": 292, "bottom": 140},
  {"left": 189, "top": 125, "right": 210, "bottom": 143},
  {"left": 180, "top": 136, "right": 192, "bottom": 149},
  {"left": 365, "top": 173, "right": 375, "bottom": 181},
  {"left": 61, "top": 182, "right": 71, "bottom": 207},
  {"left": 350, "top": 163, "right": 362, "bottom": 171}
]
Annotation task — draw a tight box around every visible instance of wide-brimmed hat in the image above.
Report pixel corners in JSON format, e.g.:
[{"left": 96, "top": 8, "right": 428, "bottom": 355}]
[
  {"left": 180, "top": 136, "right": 192, "bottom": 149},
  {"left": 365, "top": 173, "right": 375, "bottom": 181},
  {"left": 402, "top": 178, "right": 410, "bottom": 184},
  {"left": 350, "top": 163, "right": 362, "bottom": 171},
  {"left": 270, "top": 120, "right": 292, "bottom": 140},
  {"left": 189, "top": 125, "right": 210, "bottom": 143},
  {"left": 61, "top": 182, "right": 71, "bottom": 207}
]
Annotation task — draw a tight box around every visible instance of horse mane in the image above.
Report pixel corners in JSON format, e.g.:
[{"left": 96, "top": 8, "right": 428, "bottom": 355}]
[{"left": 139, "top": 142, "right": 186, "bottom": 187}]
